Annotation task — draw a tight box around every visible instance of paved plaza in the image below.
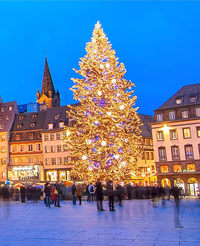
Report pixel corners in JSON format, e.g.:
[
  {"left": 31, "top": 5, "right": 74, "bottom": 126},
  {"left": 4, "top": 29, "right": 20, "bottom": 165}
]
[{"left": 0, "top": 198, "right": 200, "bottom": 246}]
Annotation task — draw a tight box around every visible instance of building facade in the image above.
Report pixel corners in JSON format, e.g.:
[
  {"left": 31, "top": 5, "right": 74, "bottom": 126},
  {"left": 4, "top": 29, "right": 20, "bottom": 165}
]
[
  {"left": 151, "top": 83, "right": 200, "bottom": 195},
  {"left": 0, "top": 101, "right": 18, "bottom": 182}
]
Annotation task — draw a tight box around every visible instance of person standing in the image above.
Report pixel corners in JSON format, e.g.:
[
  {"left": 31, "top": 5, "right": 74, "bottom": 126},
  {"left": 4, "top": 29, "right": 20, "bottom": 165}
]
[
  {"left": 56, "top": 183, "right": 62, "bottom": 207},
  {"left": 116, "top": 183, "right": 125, "bottom": 206},
  {"left": 77, "top": 184, "right": 83, "bottom": 205},
  {"left": 95, "top": 179, "right": 105, "bottom": 211},
  {"left": 51, "top": 184, "right": 57, "bottom": 207},
  {"left": 106, "top": 180, "right": 115, "bottom": 211},
  {"left": 89, "top": 183, "right": 95, "bottom": 202},
  {"left": 42, "top": 184, "right": 46, "bottom": 204},
  {"left": 72, "top": 182, "right": 77, "bottom": 205},
  {"left": 20, "top": 185, "right": 26, "bottom": 203},
  {"left": 45, "top": 183, "right": 51, "bottom": 208}
]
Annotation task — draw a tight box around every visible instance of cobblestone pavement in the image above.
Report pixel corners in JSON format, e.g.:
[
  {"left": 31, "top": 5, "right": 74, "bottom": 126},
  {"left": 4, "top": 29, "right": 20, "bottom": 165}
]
[{"left": 0, "top": 198, "right": 200, "bottom": 246}]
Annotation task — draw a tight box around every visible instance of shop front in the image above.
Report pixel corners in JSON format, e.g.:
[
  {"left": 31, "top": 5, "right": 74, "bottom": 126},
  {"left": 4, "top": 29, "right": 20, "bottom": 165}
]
[
  {"left": 45, "top": 169, "right": 71, "bottom": 182},
  {"left": 8, "top": 165, "right": 41, "bottom": 182}
]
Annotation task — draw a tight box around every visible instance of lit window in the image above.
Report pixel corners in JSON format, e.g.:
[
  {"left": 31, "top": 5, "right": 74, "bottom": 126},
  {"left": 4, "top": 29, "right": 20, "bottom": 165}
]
[
  {"left": 17, "top": 125, "right": 22, "bottom": 128},
  {"left": 45, "top": 146, "right": 49, "bottom": 153},
  {"left": 56, "top": 133, "right": 61, "bottom": 140},
  {"left": 1, "top": 146, "right": 6, "bottom": 153},
  {"left": 32, "top": 115, "right": 37, "bottom": 119},
  {"left": 45, "top": 158, "right": 50, "bottom": 165},
  {"left": 169, "top": 111, "right": 175, "bottom": 120},
  {"left": 196, "top": 108, "right": 200, "bottom": 117},
  {"left": 187, "top": 164, "right": 196, "bottom": 172},
  {"left": 1, "top": 158, "right": 6, "bottom": 165},
  {"left": 20, "top": 157, "right": 25, "bottom": 163},
  {"left": 9, "top": 106, "right": 13, "bottom": 111},
  {"left": 176, "top": 98, "right": 182, "bottom": 104},
  {"left": 0, "top": 135, "right": 5, "bottom": 141},
  {"left": 6, "top": 115, "right": 10, "bottom": 120},
  {"left": 157, "top": 131, "right": 164, "bottom": 141},
  {"left": 31, "top": 123, "right": 35, "bottom": 127},
  {"left": 50, "top": 134, "right": 55, "bottom": 141},
  {"left": 170, "top": 129, "right": 177, "bottom": 140},
  {"left": 1, "top": 107, "right": 4, "bottom": 112},
  {"left": 171, "top": 146, "right": 180, "bottom": 160},
  {"left": 19, "top": 116, "right": 23, "bottom": 120},
  {"left": 44, "top": 134, "right": 49, "bottom": 141},
  {"left": 160, "top": 165, "right": 168, "bottom": 173},
  {"left": 145, "top": 152, "right": 149, "bottom": 160},
  {"left": 0, "top": 124, "right": 3, "bottom": 129},
  {"left": 158, "top": 147, "right": 166, "bottom": 161},
  {"left": 197, "top": 127, "right": 200, "bottom": 137},
  {"left": 12, "top": 145, "right": 17, "bottom": 152},
  {"left": 157, "top": 114, "right": 163, "bottom": 122},
  {"left": 48, "top": 123, "right": 53, "bottom": 130},
  {"left": 183, "top": 128, "right": 191, "bottom": 138},
  {"left": 16, "top": 134, "right": 20, "bottom": 140},
  {"left": 185, "top": 145, "right": 193, "bottom": 159},
  {"left": 182, "top": 110, "right": 188, "bottom": 118},
  {"left": 59, "top": 122, "right": 64, "bottom": 128},
  {"left": 29, "top": 157, "right": 33, "bottom": 163},
  {"left": 173, "top": 164, "right": 182, "bottom": 172},
  {"left": 29, "top": 133, "right": 33, "bottom": 140}
]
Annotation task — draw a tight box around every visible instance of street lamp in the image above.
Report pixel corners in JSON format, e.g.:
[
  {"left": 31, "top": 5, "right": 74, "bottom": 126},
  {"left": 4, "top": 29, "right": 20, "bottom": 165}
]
[{"left": 147, "top": 166, "right": 151, "bottom": 186}]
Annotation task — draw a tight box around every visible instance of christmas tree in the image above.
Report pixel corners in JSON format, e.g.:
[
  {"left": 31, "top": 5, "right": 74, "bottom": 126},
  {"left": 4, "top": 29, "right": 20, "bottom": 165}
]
[{"left": 64, "top": 21, "right": 142, "bottom": 182}]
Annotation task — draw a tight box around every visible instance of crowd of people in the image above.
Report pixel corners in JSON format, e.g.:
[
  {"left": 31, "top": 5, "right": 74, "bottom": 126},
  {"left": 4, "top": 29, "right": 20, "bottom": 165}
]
[{"left": 0, "top": 181, "right": 184, "bottom": 212}]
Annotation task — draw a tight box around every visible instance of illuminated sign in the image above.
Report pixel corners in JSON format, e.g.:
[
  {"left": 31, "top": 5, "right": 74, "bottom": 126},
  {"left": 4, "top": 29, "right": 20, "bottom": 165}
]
[{"left": 13, "top": 166, "right": 33, "bottom": 171}]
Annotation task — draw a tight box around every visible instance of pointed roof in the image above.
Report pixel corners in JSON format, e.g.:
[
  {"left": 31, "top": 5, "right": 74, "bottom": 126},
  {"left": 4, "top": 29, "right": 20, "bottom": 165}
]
[{"left": 41, "top": 57, "right": 56, "bottom": 97}]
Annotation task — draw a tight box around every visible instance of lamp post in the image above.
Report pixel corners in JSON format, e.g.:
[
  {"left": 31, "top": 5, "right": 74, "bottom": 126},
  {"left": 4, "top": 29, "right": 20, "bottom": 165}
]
[{"left": 147, "top": 166, "right": 151, "bottom": 186}]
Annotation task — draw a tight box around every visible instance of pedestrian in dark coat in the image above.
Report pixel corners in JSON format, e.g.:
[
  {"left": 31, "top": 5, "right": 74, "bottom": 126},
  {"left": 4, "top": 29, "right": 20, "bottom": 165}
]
[
  {"left": 106, "top": 180, "right": 115, "bottom": 211},
  {"left": 71, "top": 183, "right": 77, "bottom": 205},
  {"left": 116, "top": 183, "right": 125, "bottom": 206},
  {"left": 20, "top": 186, "right": 26, "bottom": 203},
  {"left": 95, "top": 179, "right": 105, "bottom": 211},
  {"left": 45, "top": 183, "right": 51, "bottom": 208}
]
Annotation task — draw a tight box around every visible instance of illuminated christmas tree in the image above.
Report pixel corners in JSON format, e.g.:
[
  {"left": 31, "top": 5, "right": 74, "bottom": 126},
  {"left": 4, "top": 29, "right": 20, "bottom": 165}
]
[{"left": 64, "top": 21, "right": 142, "bottom": 182}]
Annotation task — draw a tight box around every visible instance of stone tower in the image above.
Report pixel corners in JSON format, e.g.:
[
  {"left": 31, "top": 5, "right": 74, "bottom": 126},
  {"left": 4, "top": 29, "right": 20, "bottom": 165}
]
[{"left": 37, "top": 57, "right": 60, "bottom": 108}]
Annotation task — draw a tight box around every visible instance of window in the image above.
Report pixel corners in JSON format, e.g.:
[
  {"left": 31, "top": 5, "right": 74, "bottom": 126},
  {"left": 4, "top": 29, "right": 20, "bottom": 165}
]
[
  {"left": 51, "top": 158, "right": 56, "bottom": 165},
  {"left": 64, "top": 157, "right": 68, "bottom": 164},
  {"left": 63, "top": 145, "right": 67, "bottom": 152},
  {"left": 44, "top": 134, "right": 49, "bottom": 141},
  {"left": 1, "top": 107, "right": 4, "bottom": 112},
  {"left": 157, "top": 114, "right": 163, "bottom": 122},
  {"left": 171, "top": 146, "right": 180, "bottom": 160},
  {"left": 145, "top": 139, "right": 150, "bottom": 145},
  {"left": 15, "top": 134, "right": 20, "bottom": 140},
  {"left": 19, "top": 116, "right": 23, "bottom": 120},
  {"left": 150, "top": 152, "right": 154, "bottom": 160},
  {"left": 158, "top": 147, "right": 166, "bottom": 161},
  {"left": 59, "top": 122, "right": 64, "bottom": 128},
  {"left": 9, "top": 106, "right": 13, "bottom": 111},
  {"left": 29, "top": 157, "right": 33, "bottom": 163},
  {"left": 190, "top": 96, "right": 196, "bottom": 102},
  {"left": 36, "top": 143, "right": 41, "bottom": 151},
  {"left": 31, "top": 123, "right": 35, "bottom": 127},
  {"left": 160, "top": 165, "right": 168, "bottom": 173},
  {"left": 176, "top": 98, "right": 182, "bottom": 104},
  {"left": 197, "top": 127, "right": 200, "bottom": 137},
  {"left": 51, "top": 146, "right": 55, "bottom": 153},
  {"left": 1, "top": 147, "right": 6, "bottom": 153},
  {"left": 196, "top": 108, "right": 200, "bottom": 117},
  {"left": 173, "top": 164, "right": 182, "bottom": 172},
  {"left": 17, "top": 124, "right": 22, "bottom": 128},
  {"left": 182, "top": 110, "right": 188, "bottom": 119},
  {"left": 157, "top": 131, "right": 164, "bottom": 141},
  {"left": 0, "top": 124, "right": 3, "bottom": 129},
  {"left": 28, "top": 144, "right": 33, "bottom": 151},
  {"left": 29, "top": 133, "right": 33, "bottom": 140},
  {"left": 185, "top": 145, "right": 193, "bottom": 159},
  {"left": 1, "top": 158, "right": 6, "bottom": 165},
  {"left": 12, "top": 145, "right": 17, "bottom": 152},
  {"left": 2, "top": 172, "right": 5, "bottom": 179},
  {"left": 56, "top": 133, "right": 61, "bottom": 140},
  {"left": 6, "top": 115, "right": 10, "bottom": 120},
  {"left": 48, "top": 123, "right": 53, "bottom": 130},
  {"left": 20, "top": 145, "right": 24, "bottom": 152},
  {"left": 45, "top": 158, "right": 50, "bottom": 165},
  {"left": 145, "top": 152, "right": 149, "bottom": 160},
  {"left": 50, "top": 134, "right": 55, "bottom": 141},
  {"left": 0, "top": 135, "right": 5, "bottom": 141},
  {"left": 20, "top": 157, "right": 26, "bottom": 164},
  {"left": 45, "top": 146, "right": 49, "bottom": 153},
  {"left": 32, "top": 115, "right": 37, "bottom": 119},
  {"left": 187, "top": 164, "right": 196, "bottom": 172},
  {"left": 57, "top": 145, "right": 62, "bottom": 152},
  {"left": 170, "top": 129, "right": 177, "bottom": 140},
  {"left": 183, "top": 128, "right": 191, "bottom": 138},
  {"left": 141, "top": 152, "right": 145, "bottom": 160},
  {"left": 57, "top": 157, "right": 62, "bottom": 165},
  {"left": 169, "top": 111, "right": 175, "bottom": 120}
]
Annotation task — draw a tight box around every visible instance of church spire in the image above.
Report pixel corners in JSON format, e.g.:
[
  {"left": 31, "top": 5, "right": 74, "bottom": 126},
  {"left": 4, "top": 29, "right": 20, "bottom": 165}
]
[{"left": 37, "top": 57, "right": 61, "bottom": 109}]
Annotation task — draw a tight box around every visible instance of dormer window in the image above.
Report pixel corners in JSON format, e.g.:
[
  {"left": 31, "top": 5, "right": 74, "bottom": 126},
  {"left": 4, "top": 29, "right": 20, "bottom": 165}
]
[
  {"left": 29, "top": 133, "right": 33, "bottom": 140},
  {"left": 9, "top": 106, "right": 13, "bottom": 111},
  {"left": 6, "top": 115, "right": 10, "bottom": 120},
  {"left": 16, "top": 134, "right": 20, "bottom": 140},
  {"left": 59, "top": 122, "right": 64, "bottom": 128},
  {"left": 0, "top": 124, "right": 3, "bottom": 129},
  {"left": 182, "top": 110, "right": 188, "bottom": 119},
  {"left": 48, "top": 123, "right": 53, "bottom": 130},
  {"left": 176, "top": 97, "right": 183, "bottom": 104},
  {"left": 19, "top": 116, "right": 23, "bottom": 120},
  {"left": 31, "top": 123, "right": 35, "bottom": 127},
  {"left": 1, "top": 107, "right": 4, "bottom": 112},
  {"left": 190, "top": 96, "right": 197, "bottom": 103},
  {"left": 17, "top": 124, "right": 22, "bottom": 128},
  {"left": 55, "top": 114, "right": 60, "bottom": 120},
  {"left": 0, "top": 116, "right": 2, "bottom": 120},
  {"left": 156, "top": 113, "right": 163, "bottom": 122},
  {"left": 32, "top": 115, "right": 37, "bottom": 119}
]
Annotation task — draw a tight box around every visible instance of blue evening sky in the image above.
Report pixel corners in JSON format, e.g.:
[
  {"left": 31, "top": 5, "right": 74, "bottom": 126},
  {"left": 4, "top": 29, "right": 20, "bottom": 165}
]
[{"left": 0, "top": 1, "right": 200, "bottom": 116}]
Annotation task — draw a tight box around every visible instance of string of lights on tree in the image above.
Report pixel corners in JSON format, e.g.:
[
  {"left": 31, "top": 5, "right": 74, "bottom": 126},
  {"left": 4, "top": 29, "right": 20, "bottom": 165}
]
[{"left": 63, "top": 21, "right": 142, "bottom": 182}]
